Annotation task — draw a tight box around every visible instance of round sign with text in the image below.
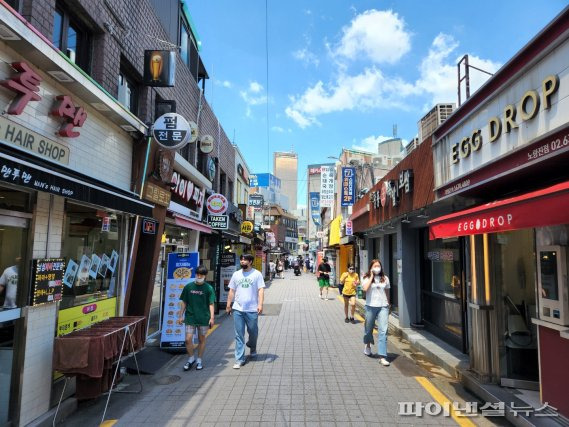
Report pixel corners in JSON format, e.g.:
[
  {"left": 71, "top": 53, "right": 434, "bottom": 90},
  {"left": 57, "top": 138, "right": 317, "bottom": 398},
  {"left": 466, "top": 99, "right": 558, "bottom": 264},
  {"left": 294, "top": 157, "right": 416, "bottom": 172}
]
[
  {"left": 200, "top": 135, "right": 214, "bottom": 154},
  {"left": 152, "top": 113, "right": 195, "bottom": 150},
  {"left": 206, "top": 193, "right": 228, "bottom": 215}
]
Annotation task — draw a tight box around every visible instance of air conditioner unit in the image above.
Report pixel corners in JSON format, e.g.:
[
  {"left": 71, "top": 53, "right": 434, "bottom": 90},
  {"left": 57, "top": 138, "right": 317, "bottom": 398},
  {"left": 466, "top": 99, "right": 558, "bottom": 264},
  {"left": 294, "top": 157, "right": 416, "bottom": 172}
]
[
  {"left": 372, "top": 157, "right": 383, "bottom": 168},
  {"left": 117, "top": 77, "right": 131, "bottom": 110}
]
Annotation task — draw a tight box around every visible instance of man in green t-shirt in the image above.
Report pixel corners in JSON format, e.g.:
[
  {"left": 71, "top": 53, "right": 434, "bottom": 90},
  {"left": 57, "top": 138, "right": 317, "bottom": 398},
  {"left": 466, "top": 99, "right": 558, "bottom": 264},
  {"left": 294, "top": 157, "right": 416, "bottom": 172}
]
[{"left": 178, "top": 265, "right": 216, "bottom": 371}]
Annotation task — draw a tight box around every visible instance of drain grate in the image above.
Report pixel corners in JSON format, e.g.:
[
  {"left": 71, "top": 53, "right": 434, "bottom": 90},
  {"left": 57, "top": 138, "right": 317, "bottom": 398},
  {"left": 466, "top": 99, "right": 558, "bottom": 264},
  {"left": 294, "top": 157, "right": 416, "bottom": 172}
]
[
  {"left": 153, "top": 375, "right": 181, "bottom": 385},
  {"left": 262, "top": 304, "right": 282, "bottom": 316}
]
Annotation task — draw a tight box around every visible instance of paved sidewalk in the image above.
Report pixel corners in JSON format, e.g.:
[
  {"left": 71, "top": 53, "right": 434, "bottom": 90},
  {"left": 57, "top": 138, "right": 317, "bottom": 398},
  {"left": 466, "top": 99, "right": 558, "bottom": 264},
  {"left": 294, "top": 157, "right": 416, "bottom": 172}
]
[{"left": 62, "top": 270, "right": 458, "bottom": 426}]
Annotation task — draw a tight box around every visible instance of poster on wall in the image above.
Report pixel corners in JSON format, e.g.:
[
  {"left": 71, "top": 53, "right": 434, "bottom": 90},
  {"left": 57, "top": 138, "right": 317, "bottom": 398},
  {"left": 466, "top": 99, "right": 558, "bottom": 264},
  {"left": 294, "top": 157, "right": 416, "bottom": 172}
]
[
  {"left": 63, "top": 259, "right": 78, "bottom": 288},
  {"left": 160, "top": 252, "right": 199, "bottom": 349},
  {"left": 98, "top": 254, "right": 110, "bottom": 278},
  {"left": 77, "top": 255, "right": 91, "bottom": 286},
  {"left": 219, "top": 253, "right": 236, "bottom": 303},
  {"left": 89, "top": 254, "right": 101, "bottom": 279},
  {"left": 108, "top": 250, "right": 119, "bottom": 273}
]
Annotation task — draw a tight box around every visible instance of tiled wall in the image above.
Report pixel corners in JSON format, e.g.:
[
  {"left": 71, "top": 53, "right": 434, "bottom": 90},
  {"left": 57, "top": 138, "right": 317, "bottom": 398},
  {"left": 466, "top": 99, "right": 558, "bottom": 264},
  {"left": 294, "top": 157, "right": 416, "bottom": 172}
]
[{"left": 19, "top": 193, "right": 64, "bottom": 426}]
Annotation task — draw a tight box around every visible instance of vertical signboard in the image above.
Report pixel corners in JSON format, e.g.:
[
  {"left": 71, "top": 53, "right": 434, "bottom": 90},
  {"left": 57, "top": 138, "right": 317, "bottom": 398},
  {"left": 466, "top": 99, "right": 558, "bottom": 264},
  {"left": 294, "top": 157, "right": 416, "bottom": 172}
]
[
  {"left": 310, "top": 192, "right": 321, "bottom": 226},
  {"left": 320, "top": 166, "right": 335, "bottom": 207},
  {"left": 160, "top": 252, "right": 199, "bottom": 349},
  {"left": 219, "top": 253, "right": 236, "bottom": 303},
  {"left": 341, "top": 167, "right": 356, "bottom": 206}
]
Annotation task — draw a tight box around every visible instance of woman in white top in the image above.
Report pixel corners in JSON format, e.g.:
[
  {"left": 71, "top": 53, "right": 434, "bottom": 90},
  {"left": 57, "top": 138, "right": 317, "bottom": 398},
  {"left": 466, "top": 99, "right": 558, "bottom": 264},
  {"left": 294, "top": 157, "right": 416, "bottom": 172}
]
[{"left": 361, "top": 259, "right": 391, "bottom": 366}]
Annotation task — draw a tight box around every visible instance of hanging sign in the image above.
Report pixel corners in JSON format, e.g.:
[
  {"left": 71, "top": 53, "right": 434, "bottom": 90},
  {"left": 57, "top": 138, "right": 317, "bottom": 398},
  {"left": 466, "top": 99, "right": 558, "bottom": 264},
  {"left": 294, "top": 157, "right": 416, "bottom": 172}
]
[
  {"left": 346, "top": 220, "right": 353, "bottom": 236},
  {"left": 199, "top": 135, "right": 214, "bottom": 153},
  {"left": 142, "top": 218, "right": 157, "bottom": 234},
  {"left": 310, "top": 192, "right": 321, "bottom": 226},
  {"left": 248, "top": 193, "right": 264, "bottom": 207},
  {"left": 101, "top": 216, "right": 111, "bottom": 232},
  {"left": 31, "top": 258, "right": 65, "bottom": 306},
  {"left": 208, "top": 214, "right": 228, "bottom": 229},
  {"left": 206, "top": 193, "right": 228, "bottom": 214},
  {"left": 160, "top": 252, "right": 199, "bottom": 349},
  {"left": 143, "top": 50, "right": 176, "bottom": 87},
  {"left": 207, "top": 157, "right": 216, "bottom": 181},
  {"left": 152, "top": 113, "right": 196, "bottom": 150},
  {"left": 341, "top": 167, "right": 356, "bottom": 206},
  {"left": 241, "top": 221, "right": 254, "bottom": 234},
  {"left": 320, "top": 166, "right": 335, "bottom": 207}
]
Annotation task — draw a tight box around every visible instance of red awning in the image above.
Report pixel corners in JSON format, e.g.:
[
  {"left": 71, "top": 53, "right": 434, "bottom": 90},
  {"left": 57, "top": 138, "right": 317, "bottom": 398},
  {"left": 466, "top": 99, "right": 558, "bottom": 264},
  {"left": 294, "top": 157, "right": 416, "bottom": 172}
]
[
  {"left": 428, "top": 180, "right": 569, "bottom": 239},
  {"left": 173, "top": 213, "right": 212, "bottom": 234}
]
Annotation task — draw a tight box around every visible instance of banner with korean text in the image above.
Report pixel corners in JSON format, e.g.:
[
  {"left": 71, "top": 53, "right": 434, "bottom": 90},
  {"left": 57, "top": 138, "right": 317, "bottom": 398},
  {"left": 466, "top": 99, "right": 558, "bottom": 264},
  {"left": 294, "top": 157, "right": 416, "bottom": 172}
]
[{"left": 341, "top": 167, "right": 356, "bottom": 206}]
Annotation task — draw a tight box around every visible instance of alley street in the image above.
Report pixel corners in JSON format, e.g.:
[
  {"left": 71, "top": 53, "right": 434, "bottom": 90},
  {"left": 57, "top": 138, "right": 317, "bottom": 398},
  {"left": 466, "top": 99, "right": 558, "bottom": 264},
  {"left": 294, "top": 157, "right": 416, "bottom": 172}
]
[{"left": 60, "top": 270, "right": 495, "bottom": 426}]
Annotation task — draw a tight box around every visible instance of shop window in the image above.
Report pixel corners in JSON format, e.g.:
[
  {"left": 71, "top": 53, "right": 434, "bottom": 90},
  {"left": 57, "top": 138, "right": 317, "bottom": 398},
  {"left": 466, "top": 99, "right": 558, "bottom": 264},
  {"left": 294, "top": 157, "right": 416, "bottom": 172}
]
[
  {"left": 180, "top": 20, "right": 189, "bottom": 66},
  {"left": 52, "top": 5, "right": 91, "bottom": 73},
  {"left": 426, "top": 237, "right": 462, "bottom": 299},
  {"left": 118, "top": 67, "right": 139, "bottom": 115},
  {"left": 227, "top": 179, "right": 233, "bottom": 202},
  {"left": 60, "top": 203, "right": 123, "bottom": 310},
  {"left": 220, "top": 172, "right": 226, "bottom": 196}
]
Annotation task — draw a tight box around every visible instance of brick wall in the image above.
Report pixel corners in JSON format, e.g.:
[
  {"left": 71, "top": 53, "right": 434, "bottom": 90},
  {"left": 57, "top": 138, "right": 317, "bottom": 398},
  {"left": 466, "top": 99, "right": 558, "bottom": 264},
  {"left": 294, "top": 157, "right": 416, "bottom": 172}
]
[{"left": 23, "top": 0, "right": 235, "bottom": 191}]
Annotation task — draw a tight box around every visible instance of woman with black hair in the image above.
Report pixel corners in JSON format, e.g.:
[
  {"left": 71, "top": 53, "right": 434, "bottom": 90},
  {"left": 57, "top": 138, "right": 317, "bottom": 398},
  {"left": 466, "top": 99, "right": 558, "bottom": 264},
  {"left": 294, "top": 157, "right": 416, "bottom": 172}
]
[{"left": 361, "top": 259, "right": 391, "bottom": 366}]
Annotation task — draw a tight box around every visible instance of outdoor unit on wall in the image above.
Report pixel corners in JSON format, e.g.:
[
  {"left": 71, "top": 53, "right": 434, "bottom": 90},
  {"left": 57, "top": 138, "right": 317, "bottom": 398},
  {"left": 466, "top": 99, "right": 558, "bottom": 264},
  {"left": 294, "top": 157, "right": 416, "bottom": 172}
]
[
  {"left": 418, "top": 103, "right": 455, "bottom": 143},
  {"left": 372, "top": 156, "right": 386, "bottom": 168},
  {"left": 537, "top": 245, "right": 569, "bottom": 326}
]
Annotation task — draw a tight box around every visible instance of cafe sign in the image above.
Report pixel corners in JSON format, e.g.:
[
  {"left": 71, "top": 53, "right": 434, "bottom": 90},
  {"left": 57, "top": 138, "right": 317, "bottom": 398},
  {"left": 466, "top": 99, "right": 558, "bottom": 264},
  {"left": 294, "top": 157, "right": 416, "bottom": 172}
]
[{"left": 206, "top": 193, "right": 228, "bottom": 215}]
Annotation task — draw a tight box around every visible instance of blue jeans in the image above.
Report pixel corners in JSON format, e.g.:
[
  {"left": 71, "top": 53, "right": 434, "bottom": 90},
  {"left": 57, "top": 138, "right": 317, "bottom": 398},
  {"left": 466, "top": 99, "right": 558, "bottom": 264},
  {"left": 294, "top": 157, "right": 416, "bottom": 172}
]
[
  {"left": 363, "top": 305, "right": 389, "bottom": 357},
  {"left": 233, "top": 310, "right": 258, "bottom": 363}
]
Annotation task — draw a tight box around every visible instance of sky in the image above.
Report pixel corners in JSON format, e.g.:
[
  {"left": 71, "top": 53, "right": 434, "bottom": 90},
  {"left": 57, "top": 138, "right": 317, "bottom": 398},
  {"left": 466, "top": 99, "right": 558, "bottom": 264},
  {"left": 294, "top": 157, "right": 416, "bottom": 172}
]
[{"left": 189, "top": 1, "right": 567, "bottom": 208}]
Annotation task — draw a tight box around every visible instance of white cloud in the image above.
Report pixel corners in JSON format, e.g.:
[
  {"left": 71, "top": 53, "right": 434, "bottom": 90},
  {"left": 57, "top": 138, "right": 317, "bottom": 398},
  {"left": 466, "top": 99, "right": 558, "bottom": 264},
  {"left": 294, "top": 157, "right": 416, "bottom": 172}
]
[
  {"left": 293, "top": 48, "right": 320, "bottom": 67},
  {"left": 416, "top": 33, "right": 501, "bottom": 106},
  {"left": 249, "top": 81, "right": 263, "bottom": 93},
  {"left": 271, "top": 126, "right": 285, "bottom": 133},
  {"left": 334, "top": 10, "right": 411, "bottom": 64},
  {"left": 352, "top": 135, "right": 392, "bottom": 152},
  {"left": 285, "top": 68, "right": 416, "bottom": 127},
  {"left": 214, "top": 79, "right": 232, "bottom": 88}
]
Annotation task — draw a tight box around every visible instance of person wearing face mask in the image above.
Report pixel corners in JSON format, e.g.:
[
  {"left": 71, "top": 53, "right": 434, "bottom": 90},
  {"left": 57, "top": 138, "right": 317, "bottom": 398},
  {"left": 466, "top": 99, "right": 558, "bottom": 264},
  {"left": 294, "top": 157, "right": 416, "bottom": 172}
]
[
  {"left": 361, "top": 259, "right": 391, "bottom": 366},
  {"left": 339, "top": 263, "right": 360, "bottom": 323},
  {"left": 179, "top": 265, "right": 216, "bottom": 371},
  {"left": 226, "top": 254, "right": 266, "bottom": 369}
]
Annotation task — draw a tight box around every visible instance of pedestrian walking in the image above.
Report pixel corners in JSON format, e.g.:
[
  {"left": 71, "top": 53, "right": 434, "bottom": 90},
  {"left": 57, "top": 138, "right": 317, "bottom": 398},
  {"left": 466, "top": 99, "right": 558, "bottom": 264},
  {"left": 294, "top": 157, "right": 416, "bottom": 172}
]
[
  {"left": 178, "top": 265, "right": 216, "bottom": 371},
  {"left": 361, "top": 259, "right": 391, "bottom": 366},
  {"left": 317, "top": 257, "right": 331, "bottom": 300},
  {"left": 226, "top": 254, "right": 265, "bottom": 369},
  {"left": 340, "top": 263, "right": 360, "bottom": 323},
  {"left": 269, "top": 259, "right": 276, "bottom": 280},
  {"left": 277, "top": 259, "right": 284, "bottom": 279}
]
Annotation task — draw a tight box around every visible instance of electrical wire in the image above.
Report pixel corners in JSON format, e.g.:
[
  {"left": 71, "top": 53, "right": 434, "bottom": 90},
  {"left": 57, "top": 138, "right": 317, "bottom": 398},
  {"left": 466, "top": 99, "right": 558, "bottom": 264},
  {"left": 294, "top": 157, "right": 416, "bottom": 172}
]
[{"left": 265, "top": 0, "right": 270, "bottom": 172}]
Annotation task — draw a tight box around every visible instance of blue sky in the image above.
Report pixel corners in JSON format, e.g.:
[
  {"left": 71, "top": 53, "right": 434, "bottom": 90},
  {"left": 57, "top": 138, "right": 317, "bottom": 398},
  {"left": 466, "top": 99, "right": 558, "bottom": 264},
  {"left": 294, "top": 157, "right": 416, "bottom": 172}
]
[{"left": 189, "top": 1, "right": 566, "bottom": 207}]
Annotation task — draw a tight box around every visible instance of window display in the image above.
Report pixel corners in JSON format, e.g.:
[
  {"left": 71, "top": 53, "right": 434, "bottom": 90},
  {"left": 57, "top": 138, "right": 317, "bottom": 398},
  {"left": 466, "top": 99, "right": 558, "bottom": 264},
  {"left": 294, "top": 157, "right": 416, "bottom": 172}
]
[{"left": 60, "top": 203, "right": 122, "bottom": 310}]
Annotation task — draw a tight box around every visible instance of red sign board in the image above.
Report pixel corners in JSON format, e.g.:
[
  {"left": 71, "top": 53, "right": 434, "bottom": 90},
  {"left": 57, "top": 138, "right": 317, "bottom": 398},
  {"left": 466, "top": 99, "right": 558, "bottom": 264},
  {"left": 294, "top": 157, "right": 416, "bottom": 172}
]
[
  {"left": 0, "top": 62, "right": 42, "bottom": 115},
  {"left": 50, "top": 95, "right": 88, "bottom": 137}
]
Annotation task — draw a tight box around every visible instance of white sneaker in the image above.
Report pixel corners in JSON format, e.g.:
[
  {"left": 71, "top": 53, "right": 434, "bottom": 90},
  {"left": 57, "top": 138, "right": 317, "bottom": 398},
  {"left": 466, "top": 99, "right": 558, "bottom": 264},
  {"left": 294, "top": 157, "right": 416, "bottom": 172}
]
[
  {"left": 380, "top": 358, "right": 390, "bottom": 366},
  {"left": 364, "top": 346, "right": 371, "bottom": 356},
  {"left": 233, "top": 362, "right": 244, "bottom": 369}
]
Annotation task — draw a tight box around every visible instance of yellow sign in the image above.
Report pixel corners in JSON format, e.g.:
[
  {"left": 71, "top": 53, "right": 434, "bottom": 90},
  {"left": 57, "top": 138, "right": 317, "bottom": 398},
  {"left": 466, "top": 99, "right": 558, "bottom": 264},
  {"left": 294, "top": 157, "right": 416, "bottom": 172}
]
[
  {"left": 143, "top": 181, "right": 171, "bottom": 207},
  {"left": 241, "top": 221, "right": 253, "bottom": 234},
  {"left": 57, "top": 297, "right": 117, "bottom": 336},
  {"left": 0, "top": 115, "right": 70, "bottom": 164},
  {"left": 329, "top": 215, "right": 343, "bottom": 247}
]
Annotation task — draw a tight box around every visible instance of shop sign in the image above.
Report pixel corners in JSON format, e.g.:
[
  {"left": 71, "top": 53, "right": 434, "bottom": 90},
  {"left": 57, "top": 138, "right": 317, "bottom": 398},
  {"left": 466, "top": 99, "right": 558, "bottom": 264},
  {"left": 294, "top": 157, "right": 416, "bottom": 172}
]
[
  {"left": 199, "top": 135, "right": 214, "bottom": 153},
  {"left": 143, "top": 50, "right": 176, "bottom": 87},
  {"left": 160, "top": 252, "right": 199, "bottom": 349},
  {"left": 1, "top": 61, "right": 87, "bottom": 137},
  {"left": 310, "top": 192, "right": 321, "bottom": 226},
  {"left": 237, "top": 163, "right": 248, "bottom": 183},
  {"left": 143, "top": 181, "right": 171, "bottom": 207},
  {"left": 101, "top": 216, "right": 111, "bottom": 232},
  {"left": 49, "top": 95, "right": 88, "bottom": 138},
  {"left": 0, "top": 115, "right": 70, "bottom": 165},
  {"left": 142, "top": 218, "right": 157, "bottom": 234},
  {"left": 31, "top": 258, "right": 65, "bottom": 306},
  {"left": 320, "top": 166, "right": 335, "bottom": 207},
  {"left": 207, "top": 157, "right": 216, "bottom": 181},
  {"left": 249, "top": 174, "right": 258, "bottom": 187},
  {"left": 208, "top": 214, "right": 228, "bottom": 229},
  {"left": 434, "top": 44, "right": 569, "bottom": 191},
  {"left": 309, "top": 166, "right": 322, "bottom": 175},
  {"left": 246, "top": 206, "right": 255, "bottom": 220},
  {"left": 152, "top": 113, "right": 196, "bottom": 150},
  {"left": 346, "top": 220, "right": 353, "bottom": 236},
  {"left": 241, "top": 221, "right": 253, "bottom": 234},
  {"left": 0, "top": 61, "right": 42, "bottom": 114},
  {"left": 248, "top": 193, "right": 264, "bottom": 207},
  {"left": 156, "top": 149, "right": 175, "bottom": 183},
  {"left": 398, "top": 169, "right": 414, "bottom": 194},
  {"left": 341, "top": 167, "right": 356, "bottom": 206},
  {"left": 171, "top": 171, "right": 205, "bottom": 210},
  {"left": 219, "top": 253, "right": 236, "bottom": 303},
  {"left": 57, "top": 297, "right": 117, "bottom": 336},
  {"left": 206, "top": 193, "right": 228, "bottom": 214}
]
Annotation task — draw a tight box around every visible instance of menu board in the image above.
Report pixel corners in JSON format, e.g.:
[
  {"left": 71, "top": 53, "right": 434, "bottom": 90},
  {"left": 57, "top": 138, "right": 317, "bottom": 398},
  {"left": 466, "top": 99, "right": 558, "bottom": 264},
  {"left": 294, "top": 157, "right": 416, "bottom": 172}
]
[
  {"left": 160, "top": 252, "right": 199, "bottom": 349},
  {"left": 31, "top": 258, "right": 65, "bottom": 306}
]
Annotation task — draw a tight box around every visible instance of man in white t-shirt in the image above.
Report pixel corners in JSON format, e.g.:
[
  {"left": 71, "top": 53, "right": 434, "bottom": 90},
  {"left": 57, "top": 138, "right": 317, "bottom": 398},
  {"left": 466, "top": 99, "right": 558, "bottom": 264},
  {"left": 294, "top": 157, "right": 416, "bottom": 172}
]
[
  {"left": 226, "top": 253, "right": 265, "bottom": 369},
  {"left": 0, "top": 257, "right": 20, "bottom": 309}
]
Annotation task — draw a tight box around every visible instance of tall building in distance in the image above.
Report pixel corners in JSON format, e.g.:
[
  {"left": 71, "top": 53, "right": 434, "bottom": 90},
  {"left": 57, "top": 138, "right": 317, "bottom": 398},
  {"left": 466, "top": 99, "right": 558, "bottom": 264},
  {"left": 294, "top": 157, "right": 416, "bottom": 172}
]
[{"left": 273, "top": 151, "right": 298, "bottom": 211}]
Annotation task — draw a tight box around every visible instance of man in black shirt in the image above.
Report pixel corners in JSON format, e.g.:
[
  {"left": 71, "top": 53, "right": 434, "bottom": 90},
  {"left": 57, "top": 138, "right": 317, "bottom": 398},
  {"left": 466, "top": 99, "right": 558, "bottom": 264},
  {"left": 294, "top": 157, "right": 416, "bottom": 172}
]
[{"left": 317, "top": 257, "right": 332, "bottom": 300}]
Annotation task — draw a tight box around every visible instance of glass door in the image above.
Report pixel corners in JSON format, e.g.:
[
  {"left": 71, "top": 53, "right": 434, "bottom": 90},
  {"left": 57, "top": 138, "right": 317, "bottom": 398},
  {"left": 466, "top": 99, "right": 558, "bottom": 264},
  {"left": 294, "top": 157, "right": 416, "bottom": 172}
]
[{"left": 0, "top": 212, "right": 29, "bottom": 425}]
